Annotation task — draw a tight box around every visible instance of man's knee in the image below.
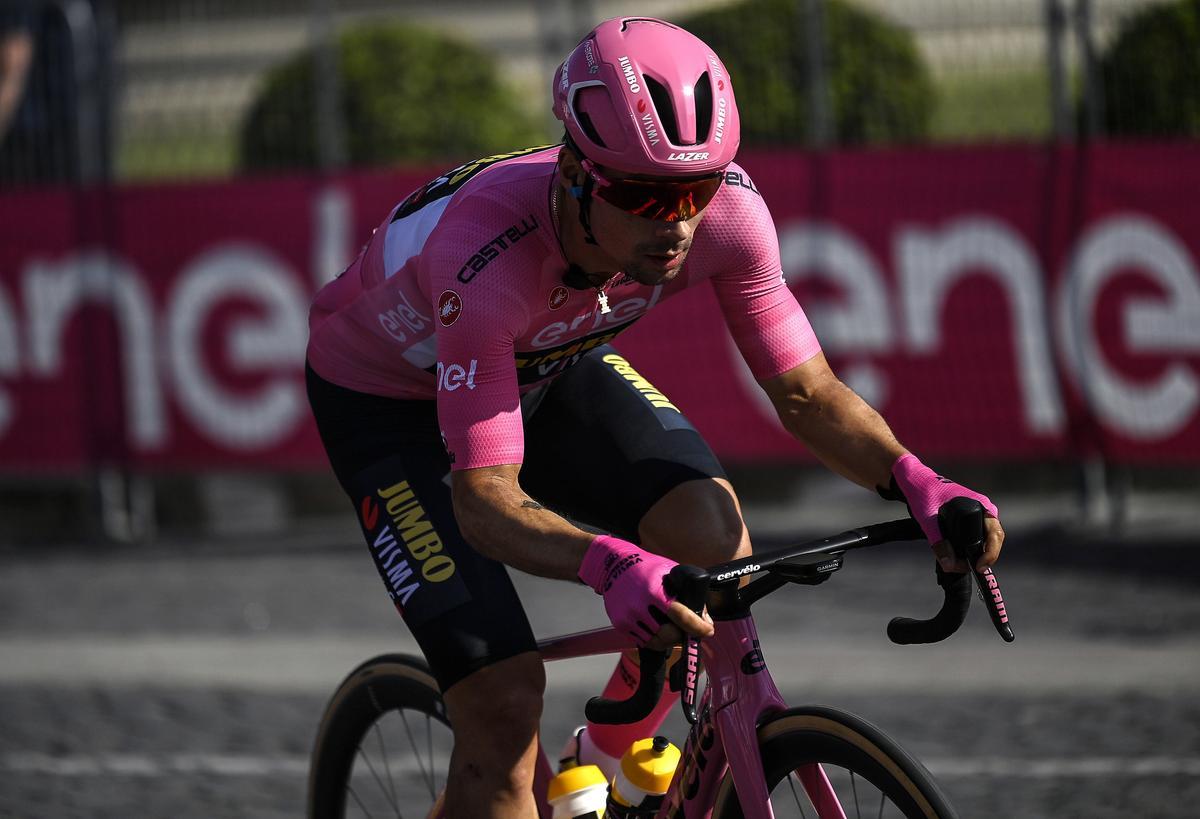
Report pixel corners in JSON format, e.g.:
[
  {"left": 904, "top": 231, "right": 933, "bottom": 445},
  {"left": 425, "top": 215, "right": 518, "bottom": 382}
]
[
  {"left": 639, "top": 477, "right": 750, "bottom": 566},
  {"left": 444, "top": 651, "right": 545, "bottom": 764}
]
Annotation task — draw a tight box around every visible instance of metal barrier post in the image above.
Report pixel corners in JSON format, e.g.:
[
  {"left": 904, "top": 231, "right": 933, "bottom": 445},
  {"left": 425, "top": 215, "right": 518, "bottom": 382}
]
[
  {"left": 57, "top": 0, "right": 152, "bottom": 541},
  {"left": 1073, "top": 0, "right": 1104, "bottom": 139},
  {"left": 311, "top": 0, "right": 346, "bottom": 172},
  {"left": 1044, "top": 0, "right": 1073, "bottom": 140},
  {"left": 801, "top": 0, "right": 831, "bottom": 148}
]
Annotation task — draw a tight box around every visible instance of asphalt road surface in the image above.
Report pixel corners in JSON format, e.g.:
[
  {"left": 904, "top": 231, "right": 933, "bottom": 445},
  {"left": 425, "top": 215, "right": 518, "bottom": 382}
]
[{"left": 1, "top": 525, "right": 1198, "bottom": 818}]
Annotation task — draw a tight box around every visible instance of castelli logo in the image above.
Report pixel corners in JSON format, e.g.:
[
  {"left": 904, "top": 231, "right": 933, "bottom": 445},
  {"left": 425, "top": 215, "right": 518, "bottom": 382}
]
[
  {"left": 437, "top": 290, "right": 462, "bottom": 326},
  {"left": 360, "top": 497, "right": 379, "bottom": 530},
  {"left": 548, "top": 285, "right": 570, "bottom": 310}
]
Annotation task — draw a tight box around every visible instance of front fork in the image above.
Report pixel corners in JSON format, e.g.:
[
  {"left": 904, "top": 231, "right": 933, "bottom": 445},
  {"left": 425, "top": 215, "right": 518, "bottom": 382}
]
[
  {"left": 663, "top": 613, "right": 788, "bottom": 819},
  {"left": 661, "top": 613, "right": 851, "bottom": 819}
]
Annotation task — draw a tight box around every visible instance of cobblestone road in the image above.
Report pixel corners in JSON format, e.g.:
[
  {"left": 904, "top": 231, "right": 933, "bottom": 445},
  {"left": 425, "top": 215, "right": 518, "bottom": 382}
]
[{"left": 2, "top": 528, "right": 1198, "bottom": 818}]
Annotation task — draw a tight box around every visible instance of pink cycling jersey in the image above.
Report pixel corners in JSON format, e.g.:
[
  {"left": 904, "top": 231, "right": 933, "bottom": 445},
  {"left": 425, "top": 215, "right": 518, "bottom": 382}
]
[{"left": 307, "top": 145, "right": 821, "bottom": 470}]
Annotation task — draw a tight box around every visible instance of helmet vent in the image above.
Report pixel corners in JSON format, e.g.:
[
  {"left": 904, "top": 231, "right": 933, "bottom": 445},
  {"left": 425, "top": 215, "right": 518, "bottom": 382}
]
[
  {"left": 576, "top": 109, "right": 608, "bottom": 149},
  {"left": 643, "top": 76, "right": 680, "bottom": 146},
  {"left": 620, "top": 17, "right": 680, "bottom": 32},
  {"left": 694, "top": 72, "right": 713, "bottom": 144}
]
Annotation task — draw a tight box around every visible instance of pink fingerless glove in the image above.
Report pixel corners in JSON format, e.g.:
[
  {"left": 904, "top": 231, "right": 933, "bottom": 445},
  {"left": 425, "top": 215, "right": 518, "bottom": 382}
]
[
  {"left": 890, "top": 453, "right": 999, "bottom": 547},
  {"left": 578, "top": 535, "right": 678, "bottom": 645}
]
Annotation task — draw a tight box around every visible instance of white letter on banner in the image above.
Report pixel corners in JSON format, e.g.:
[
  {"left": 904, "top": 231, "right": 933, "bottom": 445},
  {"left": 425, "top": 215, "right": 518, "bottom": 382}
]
[
  {"left": 777, "top": 222, "right": 892, "bottom": 407},
  {"left": 1057, "top": 214, "right": 1200, "bottom": 440},
  {"left": 897, "top": 217, "right": 1064, "bottom": 434},
  {"left": 0, "top": 282, "right": 19, "bottom": 437},
  {"left": 24, "top": 252, "right": 165, "bottom": 447},
  {"left": 313, "top": 184, "right": 352, "bottom": 288},
  {"left": 168, "top": 244, "right": 308, "bottom": 450}
]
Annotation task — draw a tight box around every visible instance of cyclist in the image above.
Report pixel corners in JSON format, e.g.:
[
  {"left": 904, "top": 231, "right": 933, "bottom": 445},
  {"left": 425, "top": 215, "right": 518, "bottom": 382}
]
[{"left": 305, "top": 17, "right": 1004, "bottom": 818}]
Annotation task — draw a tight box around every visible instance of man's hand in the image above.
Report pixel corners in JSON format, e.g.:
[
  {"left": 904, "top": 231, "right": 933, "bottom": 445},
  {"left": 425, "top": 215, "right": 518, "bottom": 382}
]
[
  {"left": 931, "top": 515, "right": 1005, "bottom": 573},
  {"left": 578, "top": 535, "right": 714, "bottom": 647},
  {"left": 890, "top": 454, "right": 1004, "bottom": 573},
  {"left": 644, "top": 600, "right": 714, "bottom": 652}
]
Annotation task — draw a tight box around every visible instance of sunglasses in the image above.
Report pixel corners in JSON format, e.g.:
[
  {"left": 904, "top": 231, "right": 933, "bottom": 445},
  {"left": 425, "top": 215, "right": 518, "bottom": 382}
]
[{"left": 581, "top": 158, "right": 724, "bottom": 222}]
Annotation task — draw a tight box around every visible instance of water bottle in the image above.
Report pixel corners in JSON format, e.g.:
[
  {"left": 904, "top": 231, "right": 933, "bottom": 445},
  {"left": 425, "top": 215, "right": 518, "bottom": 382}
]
[
  {"left": 606, "top": 736, "right": 681, "bottom": 817},
  {"left": 547, "top": 762, "right": 609, "bottom": 818}
]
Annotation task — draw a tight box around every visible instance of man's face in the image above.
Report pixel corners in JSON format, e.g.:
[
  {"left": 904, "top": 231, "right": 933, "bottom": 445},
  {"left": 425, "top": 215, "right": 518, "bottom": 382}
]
[
  {"left": 588, "top": 184, "right": 708, "bottom": 285},
  {"left": 560, "top": 152, "right": 720, "bottom": 285}
]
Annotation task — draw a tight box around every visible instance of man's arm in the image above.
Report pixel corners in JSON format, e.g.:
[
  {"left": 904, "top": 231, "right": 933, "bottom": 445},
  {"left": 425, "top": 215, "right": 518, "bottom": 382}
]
[
  {"left": 761, "top": 351, "right": 1004, "bottom": 569},
  {"left": 760, "top": 351, "right": 905, "bottom": 491},
  {"left": 451, "top": 463, "right": 712, "bottom": 645},
  {"left": 451, "top": 463, "right": 593, "bottom": 580},
  {"left": 0, "top": 27, "right": 34, "bottom": 137}
]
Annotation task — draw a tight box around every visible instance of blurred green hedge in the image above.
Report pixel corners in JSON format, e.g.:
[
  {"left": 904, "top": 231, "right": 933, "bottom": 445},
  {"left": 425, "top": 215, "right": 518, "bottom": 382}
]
[
  {"left": 240, "top": 23, "right": 545, "bottom": 172},
  {"left": 1098, "top": 0, "right": 1200, "bottom": 138},
  {"left": 678, "top": 0, "right": 934, "bottom": 146}
]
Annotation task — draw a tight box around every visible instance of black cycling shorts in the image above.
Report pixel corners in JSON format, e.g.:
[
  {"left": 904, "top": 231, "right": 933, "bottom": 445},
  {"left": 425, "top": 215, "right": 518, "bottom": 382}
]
[{"left": 305, "top": 344, "right": 725, "bottom": 692}]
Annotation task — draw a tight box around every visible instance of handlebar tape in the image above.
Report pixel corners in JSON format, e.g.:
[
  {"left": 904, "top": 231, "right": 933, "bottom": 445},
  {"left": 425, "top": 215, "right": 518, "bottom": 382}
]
[
  {"left": 887, "top": 564, "right": 972, "bottom": 644},
  {"left": 584, "top": 646, "right": 668, "bottom": 725},
  {"left": 886, "top": 497, "right": 981, "bottom": 645}
]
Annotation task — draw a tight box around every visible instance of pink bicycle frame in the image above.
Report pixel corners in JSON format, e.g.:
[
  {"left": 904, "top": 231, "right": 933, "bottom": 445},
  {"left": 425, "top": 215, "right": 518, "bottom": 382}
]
[{"left": 533, "top": 614, "right": 846, "bottom": 819}]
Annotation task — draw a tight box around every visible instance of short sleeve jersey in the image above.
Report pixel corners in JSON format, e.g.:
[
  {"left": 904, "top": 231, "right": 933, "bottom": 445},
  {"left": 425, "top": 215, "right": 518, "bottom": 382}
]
[{"left": 307, "top": 145, "right": 821, "bottom": 471}]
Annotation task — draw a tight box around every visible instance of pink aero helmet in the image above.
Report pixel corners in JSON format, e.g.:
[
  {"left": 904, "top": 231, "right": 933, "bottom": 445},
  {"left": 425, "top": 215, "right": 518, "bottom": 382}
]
[{"left": 552, "top": 17, "right": 741, "bottom": 177}]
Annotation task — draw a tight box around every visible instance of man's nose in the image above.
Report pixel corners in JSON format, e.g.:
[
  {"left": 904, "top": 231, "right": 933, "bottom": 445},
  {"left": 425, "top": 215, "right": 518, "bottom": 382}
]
[{"left": 655, "top": 219, "right": 691, "bottom": 241}]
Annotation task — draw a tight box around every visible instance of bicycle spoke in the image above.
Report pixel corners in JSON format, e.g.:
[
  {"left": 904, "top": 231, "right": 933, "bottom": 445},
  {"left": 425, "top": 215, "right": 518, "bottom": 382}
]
[
  {"left": 354, "top": 743, "right": 404, "bottom": 817},
  {"left": 400, "top": 710, "right": 435, "bottom": 797},
  {"left": 346, "top": 779, "right": 377, "bottom": 819},
  {"left": 426, "top": 714, "right": 435, "bottom": 796},
  {"left": 786, "top": 770, "right": 809, "bottom": 819},
  {"left": 850, "top": 768, "right": 862, "bottom": 817},
  {"left": 373, "top": 720, "right": 398, "bottom": 808},
  {"left": 876, "top": 785, "right": 885, "bottom": 819}
]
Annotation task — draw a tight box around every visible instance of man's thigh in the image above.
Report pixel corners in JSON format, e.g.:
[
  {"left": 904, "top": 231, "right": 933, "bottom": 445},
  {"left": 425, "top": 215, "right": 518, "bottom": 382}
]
[
  {"left": 306, "top": 363, "right": 538, "bottom": 693},
  {"left": 520, "top": 345, "right": 727, "bottom": 542}
]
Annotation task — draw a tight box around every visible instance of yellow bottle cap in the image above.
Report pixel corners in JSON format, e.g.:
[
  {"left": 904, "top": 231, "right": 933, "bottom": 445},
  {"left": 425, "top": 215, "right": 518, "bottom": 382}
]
[
  {"left": 619, "top": 736, "right": 681, "bottom": 795},
  {"left": 547, "top": 763, "right": 608, "bottom": 802}
]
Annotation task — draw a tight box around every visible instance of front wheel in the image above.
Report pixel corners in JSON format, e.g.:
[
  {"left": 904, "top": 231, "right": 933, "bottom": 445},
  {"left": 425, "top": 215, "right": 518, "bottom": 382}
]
[
  {"left": 712, "top": 706, "right": 958, "bottom": 819},
  {"left": 307, "top": 653, "right": 453, "bottom": 819}
]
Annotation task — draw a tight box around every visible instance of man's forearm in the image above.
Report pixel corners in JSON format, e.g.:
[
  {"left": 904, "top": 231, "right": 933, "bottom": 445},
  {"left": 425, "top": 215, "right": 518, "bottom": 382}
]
[
  {"left": 0, "top": 33, "right": 34, "bottom": 135},
  {"left": 452, "top": 465, "right": 594, "bottom": 581},
  {"left": 774, "top": 376, "right": 906, "bottom": 491}
]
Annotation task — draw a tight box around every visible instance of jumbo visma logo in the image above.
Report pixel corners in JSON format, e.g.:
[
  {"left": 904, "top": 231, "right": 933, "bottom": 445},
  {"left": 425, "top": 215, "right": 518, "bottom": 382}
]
[
  {"left": 602, "top": 353, "right": 679, "bottom": 412},
  {"left": 361, "top": 481, "right": 457, "bottom": 606}
]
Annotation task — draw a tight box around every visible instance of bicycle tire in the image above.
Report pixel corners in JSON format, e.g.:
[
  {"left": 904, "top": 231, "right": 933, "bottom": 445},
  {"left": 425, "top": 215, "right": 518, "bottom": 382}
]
[
  {"left": 307, "top": 653, "right": 452, "bottom": 819},
  {"left": 711, "top": 706, "right": 958, "bottom": 819}
]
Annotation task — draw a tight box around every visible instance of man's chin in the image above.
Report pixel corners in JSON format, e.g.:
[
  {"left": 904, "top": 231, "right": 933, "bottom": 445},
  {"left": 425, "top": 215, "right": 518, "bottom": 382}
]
[{"left": 627, "top": 265, "right": 682, "bottom": 286}]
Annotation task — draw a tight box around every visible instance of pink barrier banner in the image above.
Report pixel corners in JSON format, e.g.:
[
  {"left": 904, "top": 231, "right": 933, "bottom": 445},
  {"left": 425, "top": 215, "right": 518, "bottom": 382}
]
[{"left": 1, "top": 143, "right": 1198, "bottom": 470}]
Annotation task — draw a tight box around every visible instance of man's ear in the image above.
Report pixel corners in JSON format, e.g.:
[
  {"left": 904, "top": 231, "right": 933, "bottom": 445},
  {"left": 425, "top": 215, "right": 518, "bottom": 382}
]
[{"left": 557, "top": 146, "right": 586, "bottom": 186}]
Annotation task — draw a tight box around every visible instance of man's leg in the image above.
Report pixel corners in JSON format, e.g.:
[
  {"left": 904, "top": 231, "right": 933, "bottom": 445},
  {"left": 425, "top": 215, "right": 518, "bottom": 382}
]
[
  {"left": 306, "top": 365, "right": 545, "bottom": 817},
  {"left": 521, "top": 347, "right": 748, "bottom": 768},
  {"left": 638, "top": 476, "right": 753, "bottom": 565},
  {"left": 442, "top": 652, "right": 546, "bottom": 819},
  {"left": 579, "top": 476, "right": 753, "bottom": 762}
]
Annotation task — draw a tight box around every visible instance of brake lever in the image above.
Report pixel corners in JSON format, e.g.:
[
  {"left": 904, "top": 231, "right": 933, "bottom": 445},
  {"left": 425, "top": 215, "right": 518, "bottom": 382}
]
[
  {"left": 664, "top": 565, "right": 710, "bottom": 725},
  {"left": 964, "top": 540, "right": 1015, "bottom": 643},
  {"left": 940, "top": 497, "right": 1014, "bottom": 643}
]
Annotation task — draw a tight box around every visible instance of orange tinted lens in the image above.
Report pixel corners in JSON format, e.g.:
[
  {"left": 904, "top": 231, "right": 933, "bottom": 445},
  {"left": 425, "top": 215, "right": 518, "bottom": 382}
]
[{"left": 594, "top": 174, "right": 723, "bottom": 221}]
